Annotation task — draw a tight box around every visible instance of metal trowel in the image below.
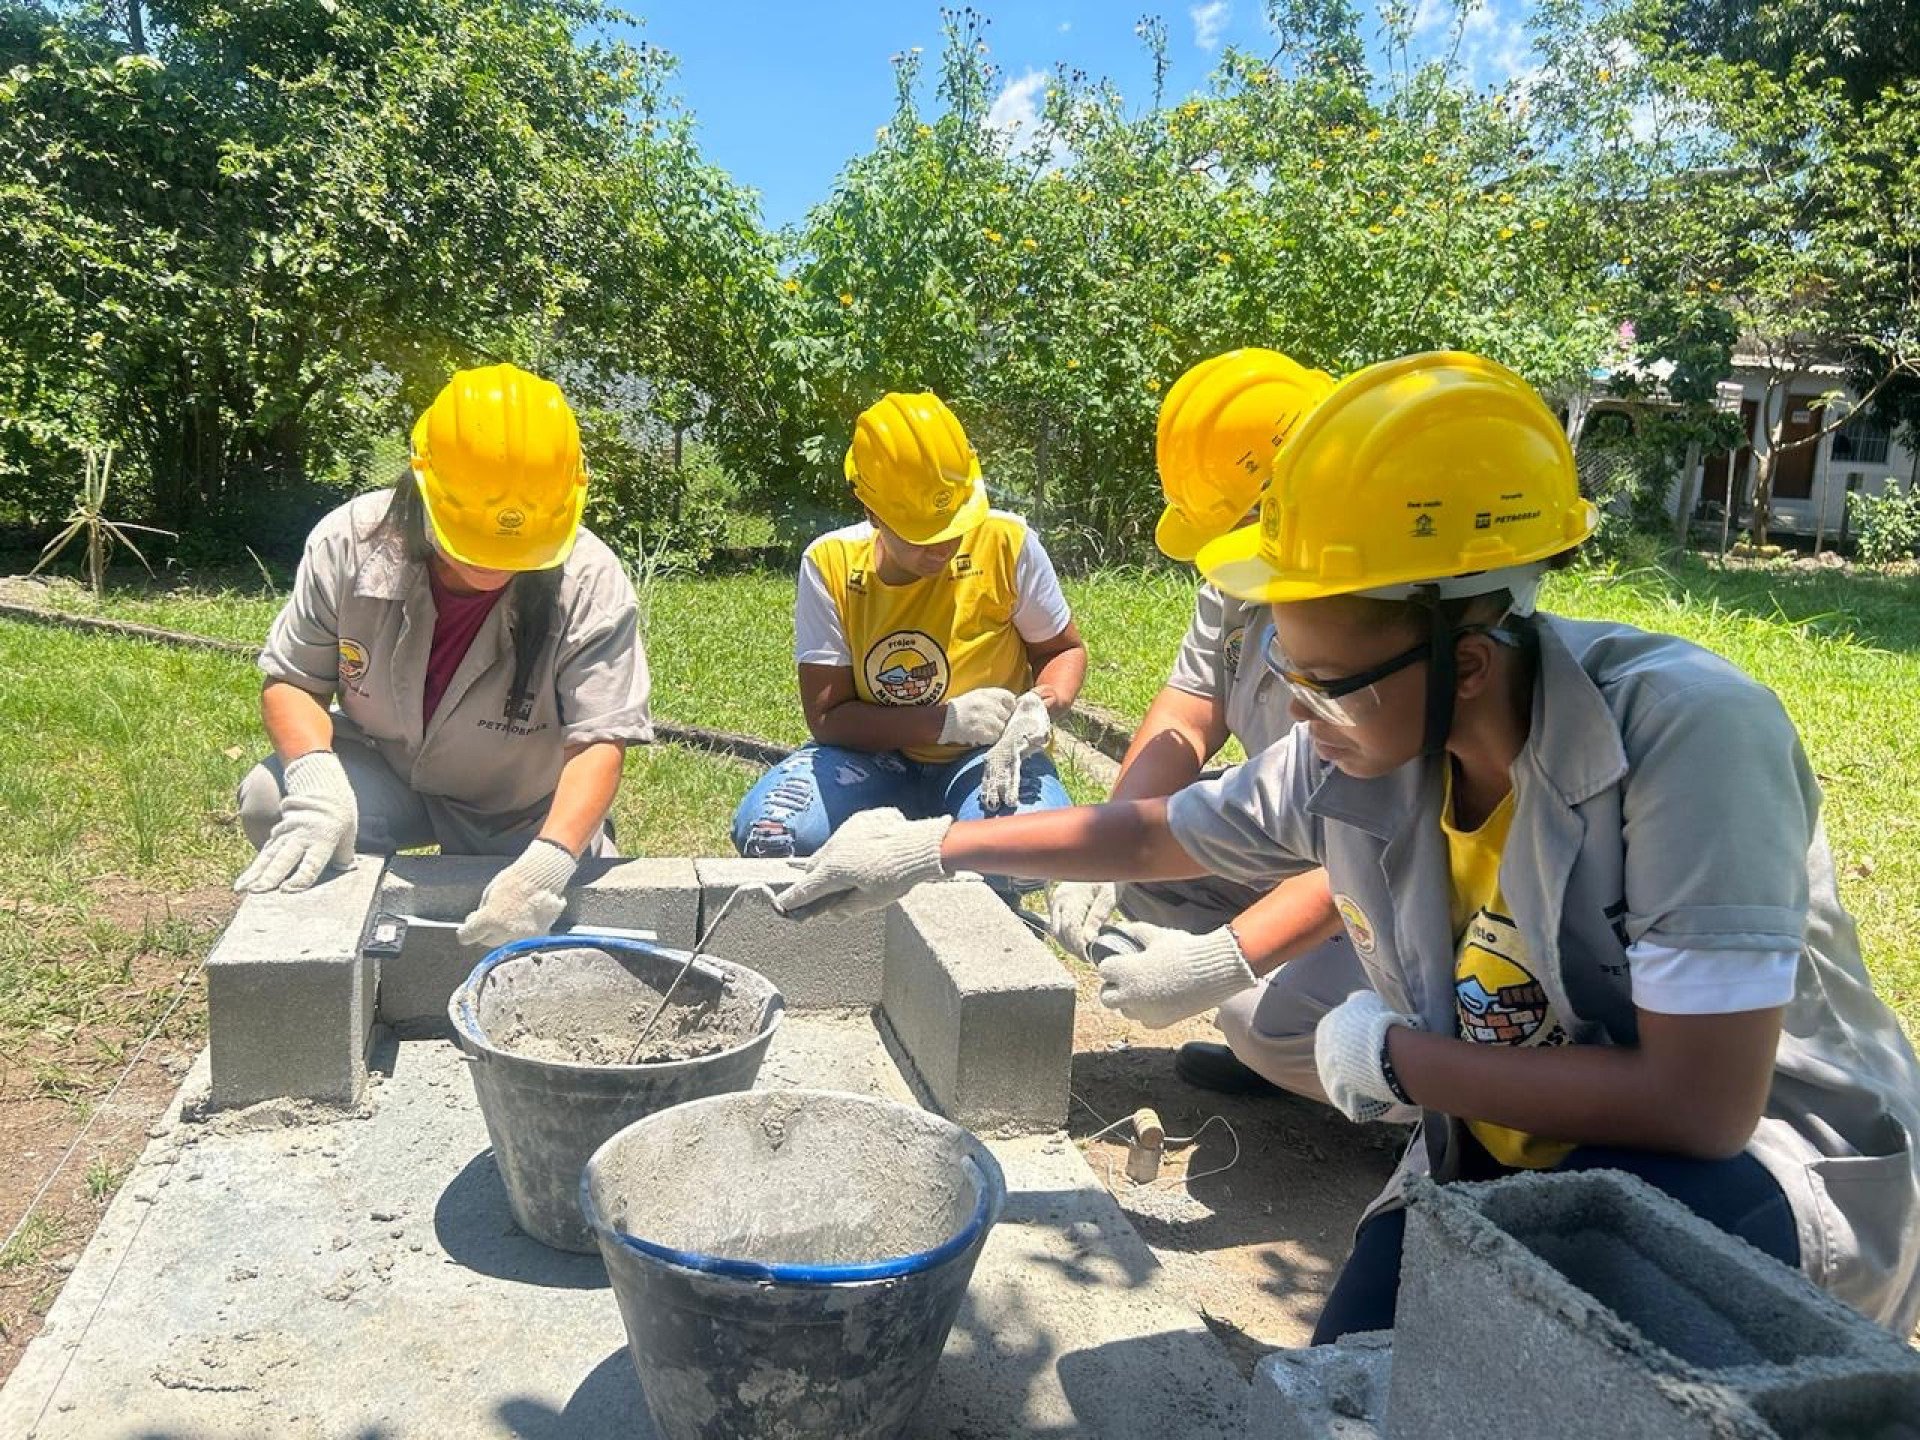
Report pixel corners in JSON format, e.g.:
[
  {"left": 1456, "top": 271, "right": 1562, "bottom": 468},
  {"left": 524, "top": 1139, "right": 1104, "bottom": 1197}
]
[{"left": 362, "top": 913, "right": 727, "bottom": 985}]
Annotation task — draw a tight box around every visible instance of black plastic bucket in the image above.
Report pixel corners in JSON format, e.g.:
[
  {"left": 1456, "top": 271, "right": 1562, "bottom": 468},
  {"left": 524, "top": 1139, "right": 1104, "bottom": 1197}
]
[
  {"left": 582, "top": 1088, "right": 1006, "bottom": 1439},
  {"left": 450, "top": 936, "right": 783, "bottom": 1253}
]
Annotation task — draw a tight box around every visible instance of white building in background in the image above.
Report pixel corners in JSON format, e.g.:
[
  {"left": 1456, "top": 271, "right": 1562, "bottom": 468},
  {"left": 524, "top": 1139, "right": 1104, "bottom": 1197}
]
[
  {"left": 1570, "top": 343, "right": 1919, "bottom": 549},
  {"left": 1690, "top": 355, "right": 1918, "bottom": 544}
]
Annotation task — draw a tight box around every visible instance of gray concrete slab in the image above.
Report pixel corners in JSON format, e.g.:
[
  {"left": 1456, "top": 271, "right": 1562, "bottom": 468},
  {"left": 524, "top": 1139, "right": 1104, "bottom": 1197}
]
[
  {"left": 207, "top": 856, "right": 386, "bottom": 1108},
  {"left": 884, "top": 883, "right": 1075, "bottom": 1132},
  {"left": 693, "top": 857, "right": 889, "bottom": 1008},
  {"left": 1, "top": 1018, "right": 1245, "bottom": 1439}
]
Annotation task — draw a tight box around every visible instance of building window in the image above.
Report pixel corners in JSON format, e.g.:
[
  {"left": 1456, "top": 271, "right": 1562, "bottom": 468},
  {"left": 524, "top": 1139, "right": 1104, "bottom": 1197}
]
[{"left": 1832, "top": 411, "right": 1891, "bottom": 464}]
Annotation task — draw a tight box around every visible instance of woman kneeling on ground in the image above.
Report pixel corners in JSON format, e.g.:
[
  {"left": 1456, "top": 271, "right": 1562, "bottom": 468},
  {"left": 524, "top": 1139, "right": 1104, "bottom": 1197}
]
[
  {"left": 730, "top": 391, "right": 1086, "bottom": 904},
  {"left": 236, "top": 364, "right": 651, "bottom": 948},
  {"left": 771, "top": 351, "right": 1920, "bottom": 1340}
]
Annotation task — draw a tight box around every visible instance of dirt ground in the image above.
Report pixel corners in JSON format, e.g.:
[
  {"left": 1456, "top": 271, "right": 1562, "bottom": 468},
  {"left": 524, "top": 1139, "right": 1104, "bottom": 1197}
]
[
  {"left": 1061, "top": 961, "right": 1405, "bottom": 1374},
  {"left": 0, "top": 884, "right": 230, "bottom": 1387}
]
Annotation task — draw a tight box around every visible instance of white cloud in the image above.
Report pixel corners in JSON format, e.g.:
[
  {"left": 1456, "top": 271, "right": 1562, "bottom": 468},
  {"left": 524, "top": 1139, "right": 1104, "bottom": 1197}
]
[
  {"left": 1458, "top": 0, "right": 1537, "bottom": 89},
  {"left": 987, "top": 68, "right": 1073, "bottom": 169},
  {"left": 987, "top": 69, "right": 1049, "bottom": 146},
  {"left": 1190, "top": 1, "right": 1230, "bottom": 51},
  {"left": 1059, "top": 20, "right": 1071, "bottom": 32}
]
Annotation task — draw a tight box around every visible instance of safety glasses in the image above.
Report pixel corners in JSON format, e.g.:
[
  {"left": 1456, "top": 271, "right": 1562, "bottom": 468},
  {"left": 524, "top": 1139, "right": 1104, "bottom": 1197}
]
[
  {"left": 1262, "top": 622, "right": 1522, "bottom": 728},
  {"left": 1261, "top": 628, "right": 1426, "bottom": 727}
]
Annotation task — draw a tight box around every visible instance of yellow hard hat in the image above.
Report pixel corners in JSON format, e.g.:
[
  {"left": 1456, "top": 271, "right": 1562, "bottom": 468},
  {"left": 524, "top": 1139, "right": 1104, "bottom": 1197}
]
[
  {"left": 1155, "top": 348, "right": 1336, "bottom": 562},
  {"left": 843, "top": 391, "right": 988, "bottom": 545},
  {"left": 409, "top": 363, "right": 587, "bottom": 571},
  {"left": 1197, "top": 351, "right": 1597, "bottom": 606}
]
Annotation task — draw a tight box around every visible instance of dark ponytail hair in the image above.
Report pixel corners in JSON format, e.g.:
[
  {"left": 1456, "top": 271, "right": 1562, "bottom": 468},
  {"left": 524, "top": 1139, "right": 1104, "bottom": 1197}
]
[{"left": 378, "top": 476, "right": 562, "bottom": 713}]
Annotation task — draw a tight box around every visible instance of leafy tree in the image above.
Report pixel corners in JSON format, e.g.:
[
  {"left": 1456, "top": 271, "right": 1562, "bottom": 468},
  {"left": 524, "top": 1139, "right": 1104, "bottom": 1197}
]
[
  {"left": 767, "top": 3, "right": 1619, "bottom": 562},
  {"left": 1530, "top": 0, "right": 1919, "bottom": 547},
  {"left": 0, "top": 0, "right": 774, "bottom": 553}
]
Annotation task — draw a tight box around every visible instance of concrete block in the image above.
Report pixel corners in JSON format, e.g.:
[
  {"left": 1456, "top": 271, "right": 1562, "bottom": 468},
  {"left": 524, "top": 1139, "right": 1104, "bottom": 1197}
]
[
  {"left": 1749, "top": 1366, "right": 1920, "bottom": 1439},
  {"left": 694, "top": 857, "right": 888, "bottom": 1008},
  {"left": 374, "top": 855, "right": 699, "bottom": 1024},
  {"left": 1250, "top": 1332, "right": 1391, "bottom": 1440},
  {"left": 207, "top": 856, "right": 385, "bottom": 1107},
  {"left": 1387, "top": 1170, "right": 1920, "bottom": 1440},
  {"left": 883, "top": 881, "right": 1075, "bottom": 1131},
  {"left": 569, "top": 855, "right": 700, "bottom": 945}
]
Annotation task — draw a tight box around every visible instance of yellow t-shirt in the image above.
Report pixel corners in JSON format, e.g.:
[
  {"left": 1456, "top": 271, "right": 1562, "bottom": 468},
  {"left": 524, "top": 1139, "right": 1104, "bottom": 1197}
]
[
  {"left": 1444, "top": 772, "right": 1573, "bottom": 1169},
  {"left": 805, "top": 513, "right": 1039, "bottom": 763}
]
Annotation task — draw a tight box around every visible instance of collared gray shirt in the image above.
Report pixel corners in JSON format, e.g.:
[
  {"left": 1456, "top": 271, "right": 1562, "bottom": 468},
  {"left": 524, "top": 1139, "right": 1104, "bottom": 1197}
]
[
  {"left": 1165, "top": 583, "right": 1294, "bottom": 759},
  {"left": 258, "top": 492, "right": 652, "bottom": 849},
  {"left": 1167, "top": 614, "right": 1920, "bottom": 1332}
]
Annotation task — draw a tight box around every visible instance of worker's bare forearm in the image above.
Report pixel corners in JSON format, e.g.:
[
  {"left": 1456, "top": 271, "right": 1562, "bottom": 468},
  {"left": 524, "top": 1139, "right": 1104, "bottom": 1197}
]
[
  {"left": 1228, "top": 871, "right": 1343, "bottom": 978},
  {"left": 807, "top": 698, "right": 947, "bottom": 752},
  {"left": 1029, "top": 631, "right": 1088, "bottom": 716},
  {"left": 1109, "top": 686, "right": 1225, "bottom": 803},
  {"left": 261, "top": 679, "right": 335, "bottom": 762},
  {"left": 537, "top": 741, "right": 626, "bottom": 857},
  {"left": 941, "top": 798, "right": 1205, "bottom": 883},
  {"left": 1387, "top": 1005, "right": 1784, "bottom": 1159}
]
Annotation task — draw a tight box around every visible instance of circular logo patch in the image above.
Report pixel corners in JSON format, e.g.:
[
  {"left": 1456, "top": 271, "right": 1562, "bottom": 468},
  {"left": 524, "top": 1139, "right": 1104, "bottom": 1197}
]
[
  {"left": 495, "top": 507, "right": 526, "bottom": 532},
  {"left": 338, "top": 637, "right": 369, "bottom": 685},
  {"left": 1332, "top": 893, "right": 1376, "bottom": 955},
  {"left": 1223, "top": 624, "right": 1247, "bottom": 680},
  {"left": 864, "top": 631, "right": 950, "bottom": 706}
]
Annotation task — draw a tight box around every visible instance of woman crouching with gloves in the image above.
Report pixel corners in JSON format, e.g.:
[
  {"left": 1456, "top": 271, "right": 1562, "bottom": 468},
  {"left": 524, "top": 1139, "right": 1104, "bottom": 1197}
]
[{"left": 235, "top": 363, "right": 651, "bottom": 948}]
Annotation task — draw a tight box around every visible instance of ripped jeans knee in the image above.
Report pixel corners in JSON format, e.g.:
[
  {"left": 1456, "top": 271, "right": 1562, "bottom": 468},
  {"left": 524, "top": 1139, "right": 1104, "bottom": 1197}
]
[{"left": 735, "top": 767, "right": 821, "bottom": 858}]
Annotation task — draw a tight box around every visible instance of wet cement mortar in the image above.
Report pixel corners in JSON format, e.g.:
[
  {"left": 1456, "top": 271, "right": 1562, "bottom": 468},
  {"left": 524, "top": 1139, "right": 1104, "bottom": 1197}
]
[
  {"left": 475, "top": 946, "right": 770, "bottom": 1066},
  {"left": 592, "top": 1091, "right": 975, "bottom": 1264}
]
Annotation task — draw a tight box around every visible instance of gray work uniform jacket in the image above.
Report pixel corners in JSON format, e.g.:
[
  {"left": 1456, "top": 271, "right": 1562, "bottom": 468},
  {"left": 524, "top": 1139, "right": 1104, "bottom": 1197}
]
[
  {"left": 1167, "top": 615, "right": 1920, "bottom": 1332},
  {"left": 257, "top": 492, "right": 652, "bottom": 854},
  {"left": 1165, "top": 582, "right": 1293, "bottom": 759}
]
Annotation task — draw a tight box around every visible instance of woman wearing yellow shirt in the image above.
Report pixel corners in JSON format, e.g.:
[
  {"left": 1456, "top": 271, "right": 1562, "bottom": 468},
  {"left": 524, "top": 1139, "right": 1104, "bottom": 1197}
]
[
  {"left": 730, "top": 392, "right": 1087, "bottom": 899},
  {"left": 769, "top": 353, "right": 1920, "bottom": 1342}
]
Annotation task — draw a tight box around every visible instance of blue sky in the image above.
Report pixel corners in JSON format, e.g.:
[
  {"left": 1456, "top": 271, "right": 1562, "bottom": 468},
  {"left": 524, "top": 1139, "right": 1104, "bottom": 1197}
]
[{"left": 616, "top": 2, "right": 1539, "bottom": 231}]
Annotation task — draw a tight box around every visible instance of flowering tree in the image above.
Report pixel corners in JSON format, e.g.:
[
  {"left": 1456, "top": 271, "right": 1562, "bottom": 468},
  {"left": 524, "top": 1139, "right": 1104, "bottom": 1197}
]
[{"left": 760, "top": 3, "right": 1619, "bottom": 561}]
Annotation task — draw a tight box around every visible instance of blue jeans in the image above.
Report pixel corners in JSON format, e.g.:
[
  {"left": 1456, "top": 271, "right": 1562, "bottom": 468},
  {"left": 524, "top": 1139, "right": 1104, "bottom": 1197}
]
[{"left": 730, "top": 743, "right": 1071, "bottom": 895}]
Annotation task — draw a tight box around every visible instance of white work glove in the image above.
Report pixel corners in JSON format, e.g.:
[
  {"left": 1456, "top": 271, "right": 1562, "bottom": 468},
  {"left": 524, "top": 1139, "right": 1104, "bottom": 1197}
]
[
  {"left": 937, "top": 687, "right": 1017, "bottom": 747},
  {"left": 979, "top": 688, "right": 1052, "bottom": 812},
  {"left": 1047, "top": 881, "right": 1118, "bottom": 961},
  {"left": 234, "top": 751, "right": 358, "bottom": 894},
  {"left": 1096, "top": 921, "right": 1257, "bottom": 1030},
  {"left": 457, "top": 838, "right": 578, "bottom": 948},
  {"left": 772, "top": 808, "right": 951, "bottom": 921},
  {"left": 1314, "top": 990, "right": 1422, "bottom": 1124}
]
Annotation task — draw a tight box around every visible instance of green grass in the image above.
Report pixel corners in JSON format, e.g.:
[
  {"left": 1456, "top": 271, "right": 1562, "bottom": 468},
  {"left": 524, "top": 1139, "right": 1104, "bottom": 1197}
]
[
  {"left": 82, "top": 1157, "right": 128, "bottom": 1204},
  {"left": 1062, "top": 567, "right": 1210, "bottom": 723},
  {"left": 3, "top": 550, "right": 1917, "bottom": 1039},
  {"left": 6, "top": 574, "right": 285, "bottom": 648},
  {"left": 0, "top": 1212, "right": 65, "bottom": 1274}
]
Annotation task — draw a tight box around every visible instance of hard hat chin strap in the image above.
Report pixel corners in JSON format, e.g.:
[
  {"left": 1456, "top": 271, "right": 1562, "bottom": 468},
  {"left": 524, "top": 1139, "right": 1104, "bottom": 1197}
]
[{"left": 1418, "top": 587, "right": 1457, "bottom": 759}]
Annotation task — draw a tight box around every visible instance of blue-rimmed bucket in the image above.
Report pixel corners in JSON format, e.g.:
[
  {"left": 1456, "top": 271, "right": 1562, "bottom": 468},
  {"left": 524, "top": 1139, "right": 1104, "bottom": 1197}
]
[
  {"left": 582, "top": 1088, "right": 1006, "bottom": 1440},
  {"left": 450, "top": 936, "right": 783, "bottom": 1253}
]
